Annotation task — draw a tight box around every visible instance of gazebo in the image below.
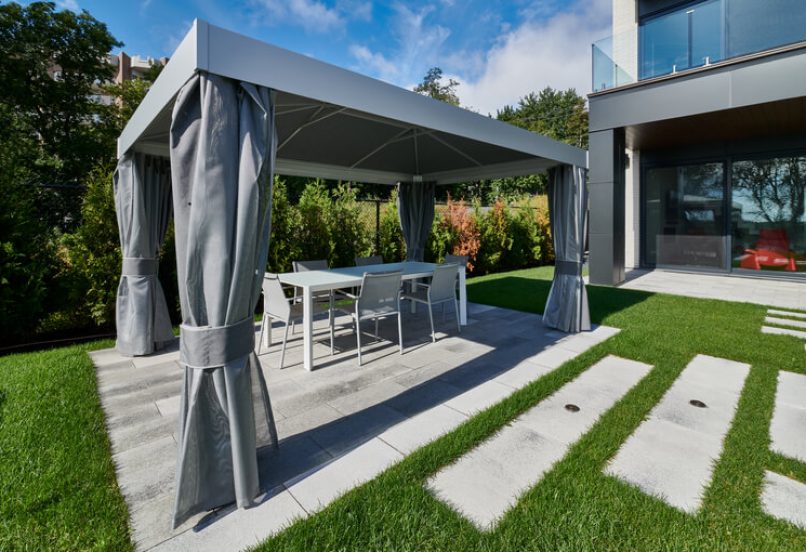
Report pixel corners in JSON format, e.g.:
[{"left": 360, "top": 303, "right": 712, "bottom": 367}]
[{"left": 114, "top": 19, "right": 590, "bottom": 528}]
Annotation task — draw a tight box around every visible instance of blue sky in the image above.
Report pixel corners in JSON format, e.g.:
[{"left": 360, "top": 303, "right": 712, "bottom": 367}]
[{"left": 47, "top": 0, "right": 611, "bottom": 114}]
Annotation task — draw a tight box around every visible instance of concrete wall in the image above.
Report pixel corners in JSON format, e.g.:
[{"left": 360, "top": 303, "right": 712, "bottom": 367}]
[
  {"left": 612, "top": 1, "right": 638, "bottom": 82},
  {"left": 625, "top": 148, "right": 641, "bottom": 269}
]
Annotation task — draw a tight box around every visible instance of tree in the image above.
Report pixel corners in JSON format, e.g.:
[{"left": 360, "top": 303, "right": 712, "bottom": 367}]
[
  {"left": 414, "top": 67, "right": 460, "bottom": 106},
  {"left": 497, "top": 87, "right": 588, "bottom": 149},
  {"left": 0, "top": 1, "right": 121, "bottom": 228}
]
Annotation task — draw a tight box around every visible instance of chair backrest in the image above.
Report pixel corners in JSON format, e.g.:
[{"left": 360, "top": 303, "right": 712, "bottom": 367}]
[
  {"left": 357, "top": 271, "right": 402, "bottom": 318},
  {"left": 262, "top": 274, "right": 291, "bottom": 320},
  {"left": 293, "top": 259, "right": 328, "bottom": 272},
  {"left": 444, "top": 254, "right": 468, "bottom": 270},
  {"left": 757, "top": 228, "right": 790, "bottom": 253},
  {"left": 429, "top": 263, "right": 459, "bottom": 303},
  {"left": 355, "top": 255, "right": 383, "bottom": 266}
]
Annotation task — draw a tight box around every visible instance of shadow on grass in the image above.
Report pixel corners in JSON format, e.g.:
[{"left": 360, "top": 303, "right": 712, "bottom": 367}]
[{"left": 467, "top": 276, "right": 654, "bottom": 324}]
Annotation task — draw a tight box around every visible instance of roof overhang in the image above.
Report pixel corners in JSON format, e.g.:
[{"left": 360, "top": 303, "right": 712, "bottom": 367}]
[{"left": 119, "top": 20, "right": 587, "bottom": 185}]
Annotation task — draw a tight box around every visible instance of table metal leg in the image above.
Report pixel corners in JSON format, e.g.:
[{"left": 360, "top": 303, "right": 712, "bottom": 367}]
[
  {"left": 303, "top": 287, "right": 314, "bottom": 371},
  {"left": 459, "top": 268, "right": 467, "bottom": 325}
]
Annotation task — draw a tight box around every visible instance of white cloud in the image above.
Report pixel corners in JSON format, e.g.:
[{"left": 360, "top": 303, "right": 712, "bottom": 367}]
[
  {"left": 349, "top": 3, "right": 451, "bottom": 84},
  {"left": 57, "top": 0, "right": 80, "bottom": 12},
  {"left": 250, "top": 0, "right": 363, "bottom": 33},
  {"left": 451, "top": 0, "right": 611, "bottom": 114}
]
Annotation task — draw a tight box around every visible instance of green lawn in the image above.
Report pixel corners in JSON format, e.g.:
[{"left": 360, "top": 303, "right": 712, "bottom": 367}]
[
  {"left": 0, "top": 340, "right": 132, "bottom": 551},
  {"left": 257, "top": 267, "right": 806, "bottom": 551},
  {"left": 1, "top": 267, "right": 804, "bottom": 550}
]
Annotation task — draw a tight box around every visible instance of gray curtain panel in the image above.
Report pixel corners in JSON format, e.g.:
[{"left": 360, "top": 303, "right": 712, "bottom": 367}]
[
  {"left": 169, "top": 72, "right": 279, "bottom": 529},
  {"left": 114, "top": 152, "right": 175, "bottom": 356},
  {"left": 398, "top": 181, "right": 436, "bottom": 261},
  {"left": 543, "top": 165, "right": 591, "bottom": 333}
]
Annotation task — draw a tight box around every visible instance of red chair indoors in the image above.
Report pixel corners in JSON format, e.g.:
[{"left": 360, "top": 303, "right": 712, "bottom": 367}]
[{"left": 740, "top": 228, "right": 797, "bottom": 271}]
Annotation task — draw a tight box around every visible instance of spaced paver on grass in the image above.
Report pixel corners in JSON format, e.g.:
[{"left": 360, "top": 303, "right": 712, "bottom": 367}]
[
  {"left": 765, "top": 316, "right": 806, "bottom": 330},
  {"left": 604, "top": 354, "right": 750, "bottom": 513},
  {"left": 767, "top": 309, "right": 806, "bottom": 320},
  {"left": 762, "top": 325, "right": 806, "bottom": 340},
  {"left": 426, "top": 355, "right": 652, "bottom": 530},
  {"left": 761, "top": 471, "right": 806, "bottom": 530},
  {"left": 770, "top": 370, "right": 806, "bottom": 463}
]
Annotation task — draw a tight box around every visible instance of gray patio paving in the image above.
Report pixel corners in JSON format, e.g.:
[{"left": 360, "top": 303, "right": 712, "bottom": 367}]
[
  {"left": 610, "top": 269, "right": 806, "bottom": 311},
  {"left": 90, "top": 302, "right": 618, "bottom": 551}
]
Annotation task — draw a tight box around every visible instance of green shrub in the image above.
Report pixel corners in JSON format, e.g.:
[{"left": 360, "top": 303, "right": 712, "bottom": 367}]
[
  {"left": 378, "top": 190, "right": 406, "bottom": 262},
  {"left": 295, "top": 181, "right": 333, "bottom": 263},
  {"left": 474, "top": 200, "right": 513, "bottom": 275},
  {"left": 329, "top": 184, "right": 373, "bottom": 267},
  {"left": 267, "top": 178, "right": 301, "bottom": 273}
]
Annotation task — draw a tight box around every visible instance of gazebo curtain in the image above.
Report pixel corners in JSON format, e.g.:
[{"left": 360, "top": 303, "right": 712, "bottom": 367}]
[
  {"left": 169, "top": 72, "right": 278, "bottom": 528},
  {"left": 398, "top": 181, "right": 436, "bottom": 261},
  {"left": 543, "top": 165, "right": 591, "bottom": 333},
  {"left": 114, "top": 152, "right": 174, "bottom": 356}
]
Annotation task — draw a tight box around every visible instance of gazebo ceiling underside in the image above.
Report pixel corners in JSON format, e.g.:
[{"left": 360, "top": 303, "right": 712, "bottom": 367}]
[{"left": 122, "top": 20, "right": 586, "bottom": 186}]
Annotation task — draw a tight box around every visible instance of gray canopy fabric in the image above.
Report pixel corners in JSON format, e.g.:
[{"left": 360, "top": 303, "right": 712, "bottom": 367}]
[
  {"left": 169, "top": 72, "right": 279, "bottom": 528},
  {"left": 114, "top": 152, "right": 174, "bottom": 356},
  {"left": 398, "top": 181, "right": 436, "bottom": 261},
  {"left": 543, "top": 165, "right": 591, "bottom": 333}
]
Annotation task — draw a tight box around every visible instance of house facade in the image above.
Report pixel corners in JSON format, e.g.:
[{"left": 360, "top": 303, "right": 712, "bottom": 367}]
[{"left": 588, "top": 0, "right": 806, "bottom": 285}]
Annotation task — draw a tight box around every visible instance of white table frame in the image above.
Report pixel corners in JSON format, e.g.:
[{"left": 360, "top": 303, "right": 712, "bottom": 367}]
[{"left": 276, "top": 261, "right": 467, "bottom": 371}]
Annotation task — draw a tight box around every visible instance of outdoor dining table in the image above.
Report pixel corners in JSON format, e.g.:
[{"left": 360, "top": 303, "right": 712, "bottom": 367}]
[{"left": 277, "top": 261, "right": 467, "bottom": 371}]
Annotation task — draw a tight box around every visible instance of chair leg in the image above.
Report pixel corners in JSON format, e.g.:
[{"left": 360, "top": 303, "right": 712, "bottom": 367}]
[
  {"left": 427, "top": 302, "right": 436, "bottom": 343},
  {"left": 329, "top": 294, "right": 335, "bottom": 356},
  {"left": 356, "top": 318, "right": 362, "bottom": 366},
  {"left": 374, "top": 318, "right": 379, "bottom": 338},
  {"left": 257, "top": 314, "right": 266, "bottom": 354},
  {"left": 280, "top": 320, "right": 291, "bottom": 370},
  {"left": 397, "top": 312, "right": 403, "bottom": 354},
  {"left": 454, "top": 298, "right": 461, "bottom": 333}
]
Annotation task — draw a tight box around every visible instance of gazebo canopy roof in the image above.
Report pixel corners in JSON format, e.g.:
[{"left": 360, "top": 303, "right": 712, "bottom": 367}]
[{"left": 118, "top": 20, "right": 587, "bottom": 185}]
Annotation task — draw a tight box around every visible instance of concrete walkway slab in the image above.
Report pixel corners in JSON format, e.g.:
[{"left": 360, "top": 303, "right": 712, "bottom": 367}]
[
  {"left": 762, "top": 326, "right": 806, "bottom": 340},
  {"left": 761, "top": 471, "right": 806, "bottom": 530},
  {"left": 765, "top": 316, "right": 806, "bottom": 330},
  {"left": 604, "top": 354, "right": 750, "bottom": 513},
  {"left": 426, "top": 355, "right": 651, "bottom": 530},
  {"left": 770, "top": 371, "right": 806, "bottom": 463},
  {"left": 768, "top": 309, "right": 806, "bottom": 320}
]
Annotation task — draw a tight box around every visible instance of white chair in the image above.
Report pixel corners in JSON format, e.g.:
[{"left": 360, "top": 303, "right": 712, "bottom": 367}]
[
  {"left": 345, "top": 271, "right": 404, "bottom": 366},
  {"left": 402, "top": 263, "right": 460, "bottom": 342},
  {"left": 355, "top": 255, "right": 383, "bottom": 266},
  {"left": 257, "top": 274, "right": 333, "bottom": 368},
  {"left": 443, "top": 254, "right": 467, "bottom": 297},
  {"left": 291, "top": 258, "right": 350, "bottom": 334}
]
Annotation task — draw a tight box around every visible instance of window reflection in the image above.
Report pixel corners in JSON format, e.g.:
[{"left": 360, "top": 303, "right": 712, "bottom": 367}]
[{"left": 732, "top": 157, "right": 806, "bottom": 273}]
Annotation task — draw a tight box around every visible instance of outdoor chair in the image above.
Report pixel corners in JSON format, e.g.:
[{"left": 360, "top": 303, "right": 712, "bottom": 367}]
[
  {"left": 257, "top": 274, "right": 333, "bottom": 368},
  {"left": 355, "top": 255, "right": 383, "bottom": 266},
  {"left": 443, "top": 254, "right": 467, "bottom": 296},
  {"left": 343, "top": 271, "right": 404, "bottom": 365},
  {"left": 402, "top": 263, "right": 460, "bottom": 342}
]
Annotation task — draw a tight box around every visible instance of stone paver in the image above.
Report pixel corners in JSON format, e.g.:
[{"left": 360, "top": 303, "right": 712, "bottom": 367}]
[
  {"left": 426, "top": 355, "right": 651, "bottom": 530},
  {"left": 765, "top": 316, "right": 806, "bottom": 330},
  {"left": 761, "top": 471, "right": 806, "bottom": 530},
  {"left": 768, "top": 309, "right": 806, "bottom": 320},
  {"left": 604, "top": 354, "right": 750, "bottom": 513},
  {"left": 90, "top": 303, "right": 619, "bottom": 550},
  {"left": 614, "top": 269, "right": 806, "bottom": 311},
  {"left": 770, "top": 371, "right": 806, "bottom": 463},
  {"left": 762, "top": 325, "right": 806, "bottom": 340}
]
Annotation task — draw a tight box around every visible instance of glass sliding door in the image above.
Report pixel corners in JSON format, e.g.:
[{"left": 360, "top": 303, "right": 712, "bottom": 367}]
[
  {"left": 731, "top": 156, "right": 806, "bottom": 273},
  {"left": 644, "top": 162, "right": 727, "bottom": 269}
]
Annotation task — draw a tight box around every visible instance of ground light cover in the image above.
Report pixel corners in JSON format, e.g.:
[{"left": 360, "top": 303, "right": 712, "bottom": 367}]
[{"left": 0, "top": 267, "right": 804, "bottom": 550}]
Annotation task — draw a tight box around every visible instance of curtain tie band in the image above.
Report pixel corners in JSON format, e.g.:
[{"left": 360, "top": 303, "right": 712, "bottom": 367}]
[
  {"left": 122, "top": 257, "right": 159, "bottom": 276},
  {"left": 179, "top": 317, "right": 256, "bottom": 369},
  {"left": 555, "top": 260, "right": 583, "bottom": 277}
]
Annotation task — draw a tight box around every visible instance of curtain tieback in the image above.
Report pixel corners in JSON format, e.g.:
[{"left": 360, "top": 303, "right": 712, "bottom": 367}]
[
  {"left": 179, "top": 317, "right": 256, "bottom": 369},
  {"left": 555, "top": 260, "right": 583, "bottom": 277},
  {"left": 122, "top": 257, "right": 159, "bottom": 276}
]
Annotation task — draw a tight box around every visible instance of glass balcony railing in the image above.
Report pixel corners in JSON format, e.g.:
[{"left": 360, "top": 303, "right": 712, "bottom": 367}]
[{"left": 592, "top": 0, "right": 806, "bottom": 93}]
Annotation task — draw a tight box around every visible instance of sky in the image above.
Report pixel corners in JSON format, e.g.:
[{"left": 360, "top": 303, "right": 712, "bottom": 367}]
[{"left": 44, "top": 0, "right": 611, "bottom": 115}]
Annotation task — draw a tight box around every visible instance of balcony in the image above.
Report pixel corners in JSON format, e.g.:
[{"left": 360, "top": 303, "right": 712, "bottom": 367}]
[{"left": 592, "top": 0, "right": 806, "bottom": 93}]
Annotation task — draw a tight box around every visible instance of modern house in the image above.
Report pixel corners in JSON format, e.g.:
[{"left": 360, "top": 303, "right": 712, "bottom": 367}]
[{"left": 588, "top": 0, "right": 806, "bottom": 285}]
